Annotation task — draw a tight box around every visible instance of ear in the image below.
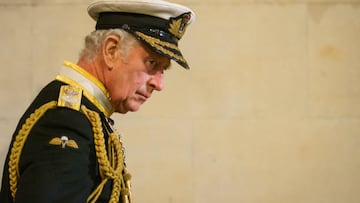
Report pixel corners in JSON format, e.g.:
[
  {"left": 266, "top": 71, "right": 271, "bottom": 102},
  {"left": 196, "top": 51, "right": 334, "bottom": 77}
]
[{"left": 102, "top": 35, "right": 121, "bottom": 69}]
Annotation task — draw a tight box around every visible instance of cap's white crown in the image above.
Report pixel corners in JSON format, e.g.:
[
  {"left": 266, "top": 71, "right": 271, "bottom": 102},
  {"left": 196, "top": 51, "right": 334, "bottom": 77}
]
[{"left": 88, "top": 0, "right": 195, "bottom": 24}]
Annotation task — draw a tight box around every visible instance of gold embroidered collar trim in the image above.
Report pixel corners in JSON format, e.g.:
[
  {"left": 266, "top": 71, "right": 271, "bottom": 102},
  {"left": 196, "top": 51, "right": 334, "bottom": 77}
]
[{"left": 56, "top": 61, "right": 115, "bottom": 116}]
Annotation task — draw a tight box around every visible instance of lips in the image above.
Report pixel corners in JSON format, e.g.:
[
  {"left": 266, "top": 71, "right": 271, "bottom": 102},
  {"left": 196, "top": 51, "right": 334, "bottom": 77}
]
[{"left": 137, "top": 92, "right": 150, "bottom": 101}]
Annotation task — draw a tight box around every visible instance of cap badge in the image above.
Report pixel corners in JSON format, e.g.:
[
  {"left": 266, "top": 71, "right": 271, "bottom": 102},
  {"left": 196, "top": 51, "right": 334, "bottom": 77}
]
[{"left": 168, "top": 12, "right": 191, "bottom": 39}]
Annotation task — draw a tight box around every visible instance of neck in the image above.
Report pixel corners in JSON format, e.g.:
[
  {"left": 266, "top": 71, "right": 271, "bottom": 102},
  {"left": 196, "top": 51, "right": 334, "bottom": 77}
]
[{"left": 77, "top": 58, "right": 106, "bottom": 86}]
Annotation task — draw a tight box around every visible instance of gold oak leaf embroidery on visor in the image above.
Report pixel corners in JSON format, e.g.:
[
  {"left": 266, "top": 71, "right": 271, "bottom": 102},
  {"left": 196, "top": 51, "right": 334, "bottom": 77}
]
[
  {"left": 135, "top": 31, "right": 187, "bottom": 64},
  {"left": 49, "top": 136, "right": 79, "bottom": 149}
]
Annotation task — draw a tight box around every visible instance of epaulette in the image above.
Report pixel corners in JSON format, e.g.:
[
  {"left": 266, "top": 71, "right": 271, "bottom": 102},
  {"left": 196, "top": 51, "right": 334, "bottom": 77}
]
[{"left": 57, "top": 85, "right": 83, "bottom": 111}]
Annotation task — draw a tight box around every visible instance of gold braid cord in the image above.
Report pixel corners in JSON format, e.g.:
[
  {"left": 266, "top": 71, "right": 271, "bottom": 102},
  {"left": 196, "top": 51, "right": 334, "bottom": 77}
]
[
  {"left": 7, "top": 101, "right": 132, "bottom": 203},
  {"left": 8, "top": 101, "right": 58, "bottom": 199},
  {"left": 81, "top": 105, "right": 132, "bottom": 203}
]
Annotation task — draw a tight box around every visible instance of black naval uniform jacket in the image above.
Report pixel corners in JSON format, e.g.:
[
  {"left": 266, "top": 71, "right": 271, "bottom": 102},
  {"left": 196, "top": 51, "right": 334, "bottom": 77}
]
[{"left": 0, "top": 62, "right": 124, "bottom": 203}]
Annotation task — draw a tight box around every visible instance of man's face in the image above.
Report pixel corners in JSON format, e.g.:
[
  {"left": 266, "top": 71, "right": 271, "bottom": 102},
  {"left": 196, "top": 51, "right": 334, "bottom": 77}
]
[{"left": 105, "top": 43, "right": 171, "bottom": 114}]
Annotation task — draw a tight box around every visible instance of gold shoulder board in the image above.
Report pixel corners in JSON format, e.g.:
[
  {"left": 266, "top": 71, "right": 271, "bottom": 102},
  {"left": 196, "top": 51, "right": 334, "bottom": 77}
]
[{"left": 57, "top": 85, "right": 83, "bottom": 111}]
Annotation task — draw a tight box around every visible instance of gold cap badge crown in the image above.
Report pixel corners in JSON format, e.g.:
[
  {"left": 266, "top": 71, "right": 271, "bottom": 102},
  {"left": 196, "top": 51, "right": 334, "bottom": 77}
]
[{"left": 168, "top": 12, "right": 192, "bottom": 39}]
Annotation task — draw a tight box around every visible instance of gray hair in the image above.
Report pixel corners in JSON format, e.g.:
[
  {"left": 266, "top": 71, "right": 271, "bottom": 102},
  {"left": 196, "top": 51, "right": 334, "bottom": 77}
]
[{"left": 79, "top": 29, "right": 138, "bottom": 62}]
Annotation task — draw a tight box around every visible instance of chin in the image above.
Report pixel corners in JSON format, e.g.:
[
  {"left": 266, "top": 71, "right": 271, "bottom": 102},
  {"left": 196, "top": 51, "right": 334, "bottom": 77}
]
[
  {"left": 114, "top": 100, "right": 143, "bottom": 114},
  {"left": 116, "top": 109, "right": 129, "bottom": 114},
  {"left": 117, "top": 105, "right": 141, "bottom": 114},
  {"left": 128, "top": 101, "right": 143, "bottom": 111},
  {"left": 129, "top": 106, "right": 141, "bottom": 112}
]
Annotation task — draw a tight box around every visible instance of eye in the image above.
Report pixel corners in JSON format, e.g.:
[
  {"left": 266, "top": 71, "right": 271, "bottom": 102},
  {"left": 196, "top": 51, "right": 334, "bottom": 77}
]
[
  {"left": 146, "top": 59, "right": 162, "bottom": 74},
  {"left": 146, "top": 58, "right": 157, "bottom": 68},
  {"left": 144, "top": 56, "right": 169, "bottom": 73},
  {"left": 149, "top": 59, "right": 157, "bottom": 67}
]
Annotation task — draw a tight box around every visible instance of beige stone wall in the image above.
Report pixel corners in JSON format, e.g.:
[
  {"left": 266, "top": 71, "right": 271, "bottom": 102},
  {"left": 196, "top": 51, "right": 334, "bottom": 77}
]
[{"left": 1, "top": 0, "right": 360, "bottom": 202}]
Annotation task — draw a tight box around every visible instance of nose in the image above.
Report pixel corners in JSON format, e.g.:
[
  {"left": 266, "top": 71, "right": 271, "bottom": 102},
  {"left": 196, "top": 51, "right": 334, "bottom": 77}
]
[{"left": 148, "top": 71, "right": 164, "bottom": 91}]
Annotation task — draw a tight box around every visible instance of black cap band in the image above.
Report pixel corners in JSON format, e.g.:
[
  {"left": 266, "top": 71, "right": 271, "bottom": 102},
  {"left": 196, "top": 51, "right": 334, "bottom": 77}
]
[{"left": 96, "top": 12, "right": 178, "bottom": 44}]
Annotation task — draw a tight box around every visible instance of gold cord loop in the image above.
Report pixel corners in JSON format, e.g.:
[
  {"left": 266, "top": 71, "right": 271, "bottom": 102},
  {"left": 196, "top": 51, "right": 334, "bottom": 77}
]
[
  {"left": 81, "top": 105, "right": 131, "bottom": 203},
  {"left": 8, "top": 101, "right": 58, "bottom": 199},
  {"left": 7, "top": 101, "right": 131, "bottom": 203}
]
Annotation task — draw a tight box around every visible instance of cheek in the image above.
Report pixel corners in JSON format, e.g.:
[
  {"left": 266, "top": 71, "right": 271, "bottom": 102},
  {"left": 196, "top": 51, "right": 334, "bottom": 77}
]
[
  {"left": 106, "top": 72, "right": 128, "bottom": 101},
  {"left": 131, "top": 72, "right": 149, "bottom": 88},
  {"left": 118, "top": 72, "right": 148, "bottom": 99},
  {"left": 107, "top": 68, "right": 149, "bottom": 101}
]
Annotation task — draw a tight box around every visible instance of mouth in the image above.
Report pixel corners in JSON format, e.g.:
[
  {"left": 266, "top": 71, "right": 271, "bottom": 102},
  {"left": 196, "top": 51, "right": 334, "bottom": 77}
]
[{"left": 137, "top": 92, "right": 150, "bottom": 102}]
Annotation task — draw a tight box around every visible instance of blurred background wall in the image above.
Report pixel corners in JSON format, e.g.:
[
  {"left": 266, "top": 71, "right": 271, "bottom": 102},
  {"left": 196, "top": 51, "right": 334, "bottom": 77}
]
[{"left": 0, "top": 0, "right": 359, "bottom": 202}]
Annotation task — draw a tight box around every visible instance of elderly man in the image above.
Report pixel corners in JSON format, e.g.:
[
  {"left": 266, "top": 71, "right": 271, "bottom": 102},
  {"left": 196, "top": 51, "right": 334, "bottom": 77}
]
[{"left": 0, "top": 0, "right": 195, "bottom": 202}]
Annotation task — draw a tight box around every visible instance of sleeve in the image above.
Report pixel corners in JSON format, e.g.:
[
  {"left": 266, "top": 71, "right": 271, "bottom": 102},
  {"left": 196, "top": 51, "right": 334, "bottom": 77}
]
[{"left": 13, "top": 107, "right": 98, "bottom": 203}]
